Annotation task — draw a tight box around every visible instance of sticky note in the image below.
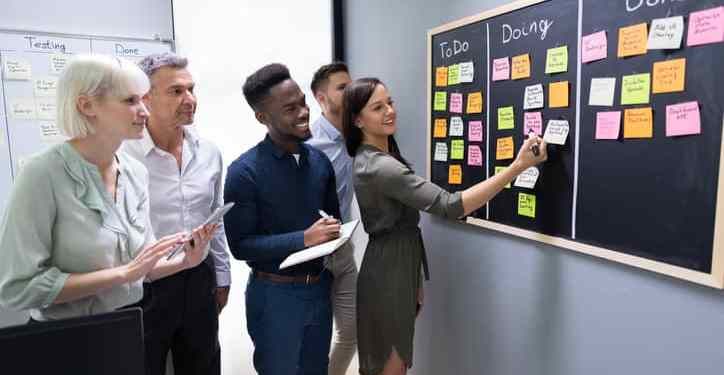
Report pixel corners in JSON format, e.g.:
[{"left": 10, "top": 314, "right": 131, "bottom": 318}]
[
  {"left": 468, "top": 145, "right": 483, "bottom": 166},
  {"left": 451, "top": 139, "right": 465, "bottom": 160},
  {"left": 35, "top": 99, "right": 56, "bottom": 121},
  {"left": 466, "top": 92, "right": 483, "bottom": 114},
  {"left": 450, "top": 93, "right": 463, "bottom": 113},
  {"left": 514, "top": 167, "right": 540, "bottom": 189},
  {"left": 652, "top": 58, "right": 686, "bottom": 94},
  {"left": 459, "top": 61, "right": 475, "bottom": 83},
  {"left": 9, "top": 99, "right": 37, "bottom": 120},
  {"left": 449, "top": 165, "right": 462, "bottom": 185},
  {"left": 648, "top": 16, "right": 684, "bottom": 50},
  {"left": 545, "top": 45, "right": 568, "bottom": 74},
  {"left": 618, "top": 23, "right": 648, "bottom": 58},
  {"left": 624, "top": 107, "right": 653, "bottom": 138},
  {"left": 549, "top": 81, "right": 569, "bottom": 108},
  {"left": 524, "top": 84, "right": 544, "bottom": 110},
  {"left": 492, "top": 57, "right": 510, "bottom": 81},
  {"left": 511, "top": 54, "right": 531, "bottom": 80},
  {"left": 498, "top": 107, "right": 515, "bottom": 130},
  {"left": 436, "top": 67, "right": 448, "bottom": 87},
  {"left": 434, "top": 142, "right": 448, "bottom": 162},
  {"left": 589, "top": 78, "right": 616, "bottom": 107},
  {"left": 495, "top": 166, "right": 511, "bottom": 188},
  {"left": 468, "top": 121, "right": 483, "bottom": 142},
  {"left": 666, "top": 101, "right": 701, "bottom": 137},
  {"left": 50, "top": 54, "right": 69, "bottom": 75},
  {"left": 595, "top": 111, "right": 622, "bottom": 140},
  {"left": 582, "top": 31, "right": 608, "bottom": 63},
  {"left": 434, "top": 92, "right": 447, "bottom": 111},
  {"left": 449, "top": 117, "right": 464, "bottom": 136},
  {"left": 544, "top": 120, "right": 570, "bottom": 145},
  {"left": 448, "top": 64, "right": 461, "bottom": 85},
  {"left": 3, "top": 58, "right": 32, "bottom": 80},
  {"left": 524, "top": 112, "right": 543, "bottom": 136},
  {"left": 496, "top": 137, "right": 514, "bottom": 160},
  {"left": 40, "top": 122, "right": 66, "bottom": 144},
  {"left": 621, "top": 74, "right": 650, "bottom": 105},
  {"left": 34, "top": 77, "right": 58, "bottom": 97},
  {"left": 687, "top": 6, "right": 724, "bottom": 47},
  {"left": 433, "top": 119, "right": 447, "bottom": 138},
  {"left": 518, "top": 193, "right": 536, "bottom": 218}
]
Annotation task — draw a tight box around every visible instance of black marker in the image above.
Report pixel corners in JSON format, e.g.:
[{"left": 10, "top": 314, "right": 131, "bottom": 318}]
[{"left": 528, "top": 130, "right": 540, "bottom": 156}]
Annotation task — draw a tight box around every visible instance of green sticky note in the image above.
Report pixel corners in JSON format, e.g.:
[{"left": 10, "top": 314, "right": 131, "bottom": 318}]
[
  {"left": 518, "top": 193, "right": 536, "bottom": 218},
  {"left": 495, "top": 166, "right": 511, "bottom": 188},
  {"left": 498, "top": 106, "right": 515, "bottom": 130},
  {"left": 621, "top": 73, "right": 651, "bottom": 105},
  {"left": 448, "top": 64, "right": 460, "bottom": 85},
  {"left": 434, "top": 91, "right": 447, "bottom": 111},
  {"left": 545, "top": 45, "right": 568, "bottom": 74},
  {"left": 451, "top": 139, "right": 465, "bottom": 160}
]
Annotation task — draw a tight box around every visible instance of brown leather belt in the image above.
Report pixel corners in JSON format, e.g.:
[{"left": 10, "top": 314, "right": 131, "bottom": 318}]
[{"left": 253, "top": 270, "right": 322, "bottom": 284}]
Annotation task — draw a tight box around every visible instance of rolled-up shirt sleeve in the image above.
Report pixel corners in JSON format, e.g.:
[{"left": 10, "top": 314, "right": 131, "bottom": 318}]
[{"left": 210, "top": 152, "right": 231, "bottom": 287}]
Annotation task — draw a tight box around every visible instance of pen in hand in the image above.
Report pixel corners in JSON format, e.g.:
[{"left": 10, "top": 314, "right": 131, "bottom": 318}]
[
  {"left": 528, "top": 130, "right": 541, "bottom": 157},
  {"left": 318, "top": 209, "right": 333, "bottom": 220}
]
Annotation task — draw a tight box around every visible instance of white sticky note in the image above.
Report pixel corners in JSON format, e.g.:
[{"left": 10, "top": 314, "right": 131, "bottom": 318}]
[
  {"left": 34, "top": 77, "right": 58, "bottom": 97},
  {"left": 434, "top": 142, "right": 448, "bottom": 162},
  {"left": 50, "top": 54, "right": 69, "bottom": 75},
  {"left": 544, "top": 119, "right": 570, "bottom": 145},
  {"left": 648, "top": 16, "right": 685, "bottom": 50},
  {"left": 459, "top": 61, "right": 475, "bottom": 83},
  {"left": 39, "top": 122, "right": 67, "bottom": 144},
  {"left": 514, "top": 166, "right": 540, "bottom": 189},
  {"left": 3, "top": 58, "right": 32, "bottom": 80},
  {"left": 10, "top": 99, "right": 37, "bottom": 120},
  {"left": 523, "top": 84, "right": 545, "bottom": 110},
  {"left": 589, "top": 78, "right": 616, "bottom": 107},
  {"left": 35, "top": 99, "right": 56, "bottom": 121},
  {"left": 449, "top": 116, "right": 464, "bottom": 136}
]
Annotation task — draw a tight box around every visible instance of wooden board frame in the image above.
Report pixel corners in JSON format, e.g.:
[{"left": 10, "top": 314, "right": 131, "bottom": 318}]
[{"left": 426, "top": 0, "right": 724, "bottom": 289}]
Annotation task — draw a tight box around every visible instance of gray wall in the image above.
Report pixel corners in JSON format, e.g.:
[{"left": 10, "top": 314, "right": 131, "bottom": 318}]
[{"left": 344, "top": 1, "right": 724, "bottom": 374}]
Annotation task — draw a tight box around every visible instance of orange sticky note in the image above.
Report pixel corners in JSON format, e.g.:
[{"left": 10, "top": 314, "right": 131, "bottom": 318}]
[
  {"left": 436, "top": 67, "right": 448, "bottom": 87},
  {"left": 466, "top": 92, "right": 483, "bottom": 114},
  {"left": 433, "top": 119, "right": 447, "bottom": 138},
  {"left": 549, "top": 81, "right": 569, "bottom": 108},
  {"left": 653, "top": 58, "right": 686, "bottom": 94},
  {"left": 624, "top": 107, "right": 653, "bottom": 138},
  {"left": 448, "top": 165, "right": 462, "bottom": 185},
  {"left": 496, "top": 137, "right": 515, "bottom": 160},
  {"left": 618, "top": 23, "right": 648, "bottom": 58},
  {"left": 511, "top": 54, "right": 531, "bottom": 80}
]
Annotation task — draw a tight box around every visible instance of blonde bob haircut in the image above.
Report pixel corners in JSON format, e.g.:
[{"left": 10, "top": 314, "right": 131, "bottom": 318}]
[{"left": 56, "top": 54, "right": 150, "bottom": 139}]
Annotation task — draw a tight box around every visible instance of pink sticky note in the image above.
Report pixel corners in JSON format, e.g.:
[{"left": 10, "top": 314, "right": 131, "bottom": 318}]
[
  {"left": 450, "top": 93, "right": 463, "bottom": 113},
  {"left": 524, "top": 112, "right": 543, "bottom": 136},
  {"left": 582, "top": 31, "right": 608, "bottom": 63},
  {"left": 687, "top": 7, "right": 724, "bottom": 47},
  {"left": 595, "top": 111, "right": 621, "bottom": 140},
  {"left": 468, "top": 145, "right": 483, "bottom": 166},
  {"left": 468, "top": 120, "right": 483, "bottom": 142},
  {"left": 492, "top": 57, "right": 510, "bottom": 81},
  {"left": 666, "top": 101, "right": 701, "bottom": 137}
]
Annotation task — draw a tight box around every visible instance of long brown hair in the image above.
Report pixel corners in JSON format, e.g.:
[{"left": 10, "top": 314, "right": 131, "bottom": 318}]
[{"left": 342, "top": 78, "right": 409, "bottom": 167}]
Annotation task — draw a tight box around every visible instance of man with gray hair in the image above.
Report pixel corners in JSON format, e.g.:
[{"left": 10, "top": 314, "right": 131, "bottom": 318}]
[{"left": 123, "top": 52, "right": 231, "bottom": 375}]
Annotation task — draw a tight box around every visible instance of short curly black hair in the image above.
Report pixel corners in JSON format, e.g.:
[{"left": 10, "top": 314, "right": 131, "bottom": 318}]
[
  {"left": 242, "top": 63, "right": 291, "bottom": 111},
  {"left": 310, "top": 62, "right": 348, "bottom": 95}
]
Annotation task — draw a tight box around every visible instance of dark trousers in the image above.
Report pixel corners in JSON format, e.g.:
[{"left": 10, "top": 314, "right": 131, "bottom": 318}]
[
  {"left": 136, "top": 261, "right": 220, "bottom": 375},
  {"left": 246, "top": 270, "right": 333, "bottom": 375}
]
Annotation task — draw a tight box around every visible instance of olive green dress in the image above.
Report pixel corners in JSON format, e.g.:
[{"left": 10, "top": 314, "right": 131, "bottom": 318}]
[{"left": 353, "top": 145, "right": 464, "bottom": 375}]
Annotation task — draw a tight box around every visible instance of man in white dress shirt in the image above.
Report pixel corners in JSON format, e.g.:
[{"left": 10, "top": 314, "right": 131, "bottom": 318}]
[{"left": 124, "top": 53, "right": 231, "bottom": 375}]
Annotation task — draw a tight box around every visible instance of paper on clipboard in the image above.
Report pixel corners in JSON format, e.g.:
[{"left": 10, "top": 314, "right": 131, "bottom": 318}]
[{"left": 279, "top": 219, "right": 360, "bottom": 270}]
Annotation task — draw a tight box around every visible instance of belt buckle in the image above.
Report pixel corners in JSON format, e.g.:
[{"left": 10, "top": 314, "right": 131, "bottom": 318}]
[{"left": 305, "top": 274, "right": 311, "bottom": 284}]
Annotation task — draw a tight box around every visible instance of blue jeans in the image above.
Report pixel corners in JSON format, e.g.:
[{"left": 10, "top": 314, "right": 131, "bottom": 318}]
[{"left": 245, "top": 271, "right": 333, "bottom": 375}]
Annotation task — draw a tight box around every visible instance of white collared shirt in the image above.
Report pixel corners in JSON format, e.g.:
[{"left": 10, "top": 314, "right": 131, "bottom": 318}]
[{"left": 122, "top": 127, "right": 231, "bottom": 286}]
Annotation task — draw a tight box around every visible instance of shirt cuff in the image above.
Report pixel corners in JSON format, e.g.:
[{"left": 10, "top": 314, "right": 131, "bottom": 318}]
[{"left": 215, "top": 271, "right": 231, "bottom": 287}]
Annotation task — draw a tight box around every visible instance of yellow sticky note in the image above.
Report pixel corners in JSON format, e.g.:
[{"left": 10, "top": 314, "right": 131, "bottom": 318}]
[
  {"left": 495, "top": 166, "right": 511, "bottom": 188},
  {"left": 653, "top": 58, "right": 686, "bottom": 94},
  {"left": 466, "top": 92, "right": 483, "bottom": 114},
  {"left": 448, "top": 165, "right": 462, "bottom": 185},
  {"left": 549, "top": 81, "right": 569, "bottom": 108},
  {"left": 624, "top": 107, "right": 653, "bottom": 138},
  {"left": 434, "top": 91, "right": 447, "bottom": 111},
  {"left": 498, "top": 106, "right": 515, "bottom": 130},
  {"left": 546, "top": 46, "right": 568, "bottom": 74},
  {"left": 433, "top": 119, "right": 447, "bottom": 138},
  {"left": 618, "top": 23, "right": 648, "bottom": 58},
  {"left": 450, "top": 139, "right": 465, "bottom": 160},
  {"left": 448, "top": 64, "right": 460, "bottom": 85},
  {"left": 436, "top": 67, "right": 448, "bottom": 87},
  {"left": 496, "top": 137, "right": 514, "bottom": 160},
  {"left": 511, "top": 54, "right": 531, "bottom": 80},
  {"left": 518, "top": 193, "right": 536, "bottom": 218},
  {"left": 621, "top": 73, "right": 651, "bottom": 105}
]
